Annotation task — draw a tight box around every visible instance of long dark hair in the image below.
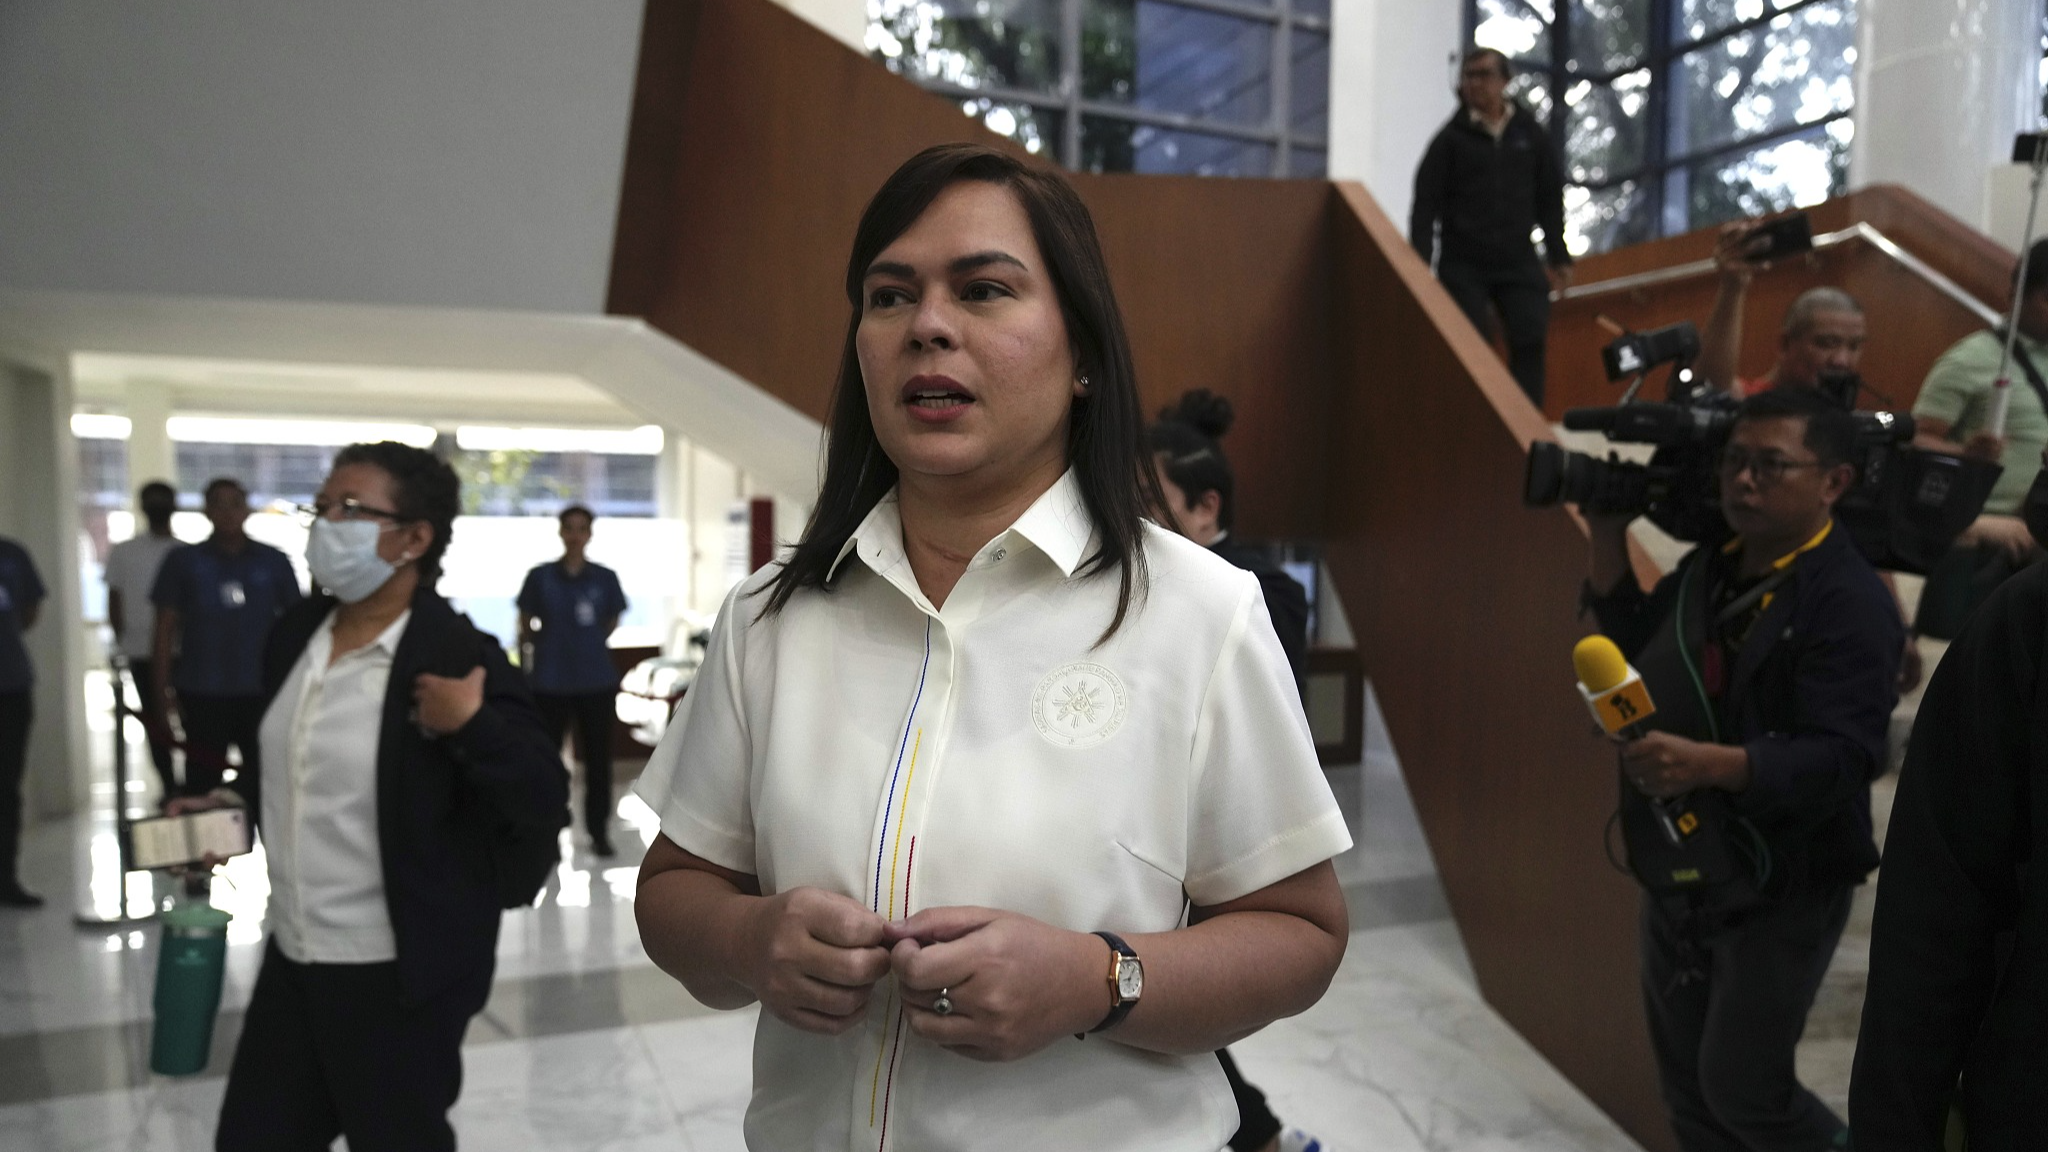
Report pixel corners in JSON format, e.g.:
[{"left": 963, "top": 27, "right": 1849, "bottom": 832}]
[
  {"left": 1149, "top": 389, "right": 1237, "bottom": 533},
  {"left": 758, "top": 143, "right": 1158, "bottom": 638}
]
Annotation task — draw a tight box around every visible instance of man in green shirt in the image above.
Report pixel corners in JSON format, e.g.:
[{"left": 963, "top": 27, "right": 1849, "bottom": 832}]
[{"left": 1909, "top": 238, "right": 2048, "bottom": 637}]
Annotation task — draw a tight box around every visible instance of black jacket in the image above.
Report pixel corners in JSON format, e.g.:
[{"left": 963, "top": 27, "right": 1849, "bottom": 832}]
[
  {"left": 1210, "top": 539, "right": 1309, "bottom": 688},
  {"left": 1409, "top": 103, "right": 1570, "bottom": 270},
  {"left": 1850, "top": 561, "right": 2048, "bottom": 1150},
  {"left": 235, "top": 586, "right": 568, "bottom": 1005},
  {"left": 1588, "top": 525, "right": 1903, "bottom": 893}
]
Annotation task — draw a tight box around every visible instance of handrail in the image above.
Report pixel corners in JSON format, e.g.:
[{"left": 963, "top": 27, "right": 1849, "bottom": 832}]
[{"left": 1557, "top": 222, "right": 2003, "bottom": 328}]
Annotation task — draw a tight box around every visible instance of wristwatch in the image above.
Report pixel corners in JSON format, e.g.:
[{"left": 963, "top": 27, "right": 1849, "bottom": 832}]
[{"left": 1087, "top": 930, "right": 1143, "bottom": 1034}]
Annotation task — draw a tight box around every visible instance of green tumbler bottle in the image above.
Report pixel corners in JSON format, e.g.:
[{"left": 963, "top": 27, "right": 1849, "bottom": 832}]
[{"left": 150, "top": 902, "right": 235, "bottom": 1076}]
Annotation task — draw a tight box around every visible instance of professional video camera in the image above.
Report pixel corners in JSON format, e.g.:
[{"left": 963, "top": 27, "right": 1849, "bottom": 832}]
[{"left": 1524, "top": 323, "right": 2002, "bottom": 574}]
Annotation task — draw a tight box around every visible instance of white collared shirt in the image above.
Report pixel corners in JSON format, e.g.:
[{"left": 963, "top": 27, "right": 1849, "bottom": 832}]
[
  {"left": 635, "top": 471, "right": 1351, "bottom": 1152},
  {"left": 258, "top": 608, "right": 410, "bottom": 964},
  {"left": 1469, "top": 105, "right": 1511, "bottom": 140},
  {"left": 104, "top": 532, "right": 184, "bottom": 659}
]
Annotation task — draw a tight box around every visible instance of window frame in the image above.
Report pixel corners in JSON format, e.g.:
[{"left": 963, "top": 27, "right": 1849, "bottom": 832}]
[
  {"left": 1469, "top": 0, "right": 1855, "bottom": 249},
  {"left": 873, "top": 0, "right": 1332, "bottom": 177}
]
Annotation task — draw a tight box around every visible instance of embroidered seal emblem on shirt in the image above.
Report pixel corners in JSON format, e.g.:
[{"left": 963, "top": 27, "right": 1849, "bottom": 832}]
[{"left": 1031, "top": 661, "right": 1128, "bottom": 749}]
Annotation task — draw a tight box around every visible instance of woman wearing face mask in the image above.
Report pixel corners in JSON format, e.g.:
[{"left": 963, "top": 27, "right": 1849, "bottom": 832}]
[
  {"left": 171, "top": 440, "right": 568, "bottom": 1152},
  {"left": 633, "top": 145, "right": 1351, "bottom": 1151}
]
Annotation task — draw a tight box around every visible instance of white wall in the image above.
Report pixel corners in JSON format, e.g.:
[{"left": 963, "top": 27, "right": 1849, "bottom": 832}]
[
  {"left": 0, "top": 359, "right": 90, "bottom": 819},
  {"left": 0, "top": 1, "right": 643, "bottom": 312},
  {"left": 786, "top": 0, "right": 869, "bottom": 50},
  {"left": 1327, "top": 0, "right": 1463, "bottom": 231},
  {"left": 1851, "top": 0, "right": 2037, "bottom": 234}
]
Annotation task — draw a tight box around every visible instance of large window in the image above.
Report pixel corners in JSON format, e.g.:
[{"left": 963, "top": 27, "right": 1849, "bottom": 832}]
[
  {"left": 1470, "top": 0, "right": 1856, "bottom": 254},
  {"left": 869, "top": 0, "right": 1330, "bottom": 177}
]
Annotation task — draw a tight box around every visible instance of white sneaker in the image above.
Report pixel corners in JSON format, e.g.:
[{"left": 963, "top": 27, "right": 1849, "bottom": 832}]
[{"left": 1277, "top": 1126, "right": 1326, "bottom": 1152}]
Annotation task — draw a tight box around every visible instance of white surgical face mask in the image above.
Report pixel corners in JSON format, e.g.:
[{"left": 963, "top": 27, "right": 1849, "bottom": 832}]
[{"left": 306, "top": 518, "right": 399, "bottom": 604}]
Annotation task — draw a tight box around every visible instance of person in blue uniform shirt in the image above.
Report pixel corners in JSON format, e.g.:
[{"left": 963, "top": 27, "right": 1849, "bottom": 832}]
[
  {"left": 0, "top": 536, "right": 47, "bottom": 907},
  {"left": 151, "top": 478, "right": 303, "bottom": 797},
  {"left": 517, "top": 504, "right": 628, "bottom": 856}
]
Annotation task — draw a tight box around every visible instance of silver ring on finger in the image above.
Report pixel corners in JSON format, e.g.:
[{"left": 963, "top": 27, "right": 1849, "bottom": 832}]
[{"left": 932, "top": 988, "right": 953, "bottom": 1017}]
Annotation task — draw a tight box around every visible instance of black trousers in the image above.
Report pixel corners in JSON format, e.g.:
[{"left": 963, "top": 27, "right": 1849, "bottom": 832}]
[
  {"left": 535, "top": 692, "right": 615, "bottom": 836},
  {"left": 217, "top": 941, "right": 491, "bottom": 1152},
  {"left": 0, "top": 691, "right": 30, "bottom": 886},
  {"left": 123, "top": 661, "right": 179, "bottom": 798},
  {"left": 177, "top": 694, "right": 266, "bottom": 797},
  {"left": 1438, "top": 255, "right": 1552, "bottom": 407},
  {"left": 1641, "top": 887, "right": 1853, "bottom": 1152},
  {"left": 1219, "top": 1047, "right": 1283, "bottom": 1151}
]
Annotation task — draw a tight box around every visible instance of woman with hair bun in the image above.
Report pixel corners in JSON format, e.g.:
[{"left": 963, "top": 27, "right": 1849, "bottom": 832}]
[
  {"left": 1150, "top": 390, "right": 1309, "bottom": 685},
  {"left": 1150, "top": 391, "right": 1321, "bottom": 1152}
]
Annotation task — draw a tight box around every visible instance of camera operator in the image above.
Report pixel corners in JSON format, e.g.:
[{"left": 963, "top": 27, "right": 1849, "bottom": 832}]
[
  {"left": 1696, "top": 222, "right": 1867, "bottom": 401},
  {"left": 1694, "top": 222, "right": 1922, "bottom": 689},
  {"left": 1583, "top": 388, "right": 1903, "bottom": 1152},
  {"left": 1905, "top": 237, "right": 2048, "bottom": 640}
]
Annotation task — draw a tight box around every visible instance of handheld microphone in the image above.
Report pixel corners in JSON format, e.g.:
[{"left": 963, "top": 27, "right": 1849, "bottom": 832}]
[
  {"left": 1572, "top": 635, "right": 1690, "bottom": 846},
  {"left": 1572, "top": 635, "right": 1655, "bottom": 738}
]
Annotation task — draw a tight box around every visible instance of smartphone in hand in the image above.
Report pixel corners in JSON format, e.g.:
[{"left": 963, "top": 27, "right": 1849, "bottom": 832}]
[{"left": 1742, "top": 211, "right": 1813, "bottom": 263}]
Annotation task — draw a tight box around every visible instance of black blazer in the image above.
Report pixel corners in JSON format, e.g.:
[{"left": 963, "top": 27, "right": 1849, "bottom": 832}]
[
  {"left": 235, "top": 585, "right": 569, "bottom": 1005},
  {"left": 1209, "top": 539, "right": 1309, "bottom": 689},
  {"left": 1590, "top": 524, "right": 1904, "bottom": 891},
  {"left": 1850, "top": 560, "right": 2048, "bottom": 1149}
]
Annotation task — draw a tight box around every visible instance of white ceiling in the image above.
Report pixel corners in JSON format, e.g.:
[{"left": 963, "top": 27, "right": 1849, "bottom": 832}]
[
  {"left": 71, "top": 351, "right": 634, "bottom": 427},
  {"left": 0, "top": 288, "right": 824, "bottom": 500}
]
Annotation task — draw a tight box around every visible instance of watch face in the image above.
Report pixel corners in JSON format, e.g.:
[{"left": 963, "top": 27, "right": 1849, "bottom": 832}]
[{"left": 1116, "top": 957, "right": 1144, "bottom": 1000}]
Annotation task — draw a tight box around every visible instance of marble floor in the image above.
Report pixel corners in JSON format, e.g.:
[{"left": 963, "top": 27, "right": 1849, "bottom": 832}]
[{"left": 0, "top": 684, "right": 1746, "bottom": 1151}]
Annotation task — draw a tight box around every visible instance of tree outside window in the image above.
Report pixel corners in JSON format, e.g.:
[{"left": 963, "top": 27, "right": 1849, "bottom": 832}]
[
  {"left": 869, "top": 0, "right": 1330, "bottom": 178},
  {"left": 1470, "top": 0, "right": 1855, "bottom": 255}
]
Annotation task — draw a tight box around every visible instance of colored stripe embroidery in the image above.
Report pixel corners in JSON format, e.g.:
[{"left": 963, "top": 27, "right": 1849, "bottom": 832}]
[
  {"left": 872, "top": 620, "right": 932, "bottom": 912},
  {"left": 886, "top": 732, "right": 921, "bottom": 920},
  {"left": 868, "top": 837, "right": 921, "bottom": 1146},
  {"left": 868, "top": 988, "right": 895, "bottom": 1127},
  {"left": 878, "top": 1002, "right": 908, "bottom": 1151}
]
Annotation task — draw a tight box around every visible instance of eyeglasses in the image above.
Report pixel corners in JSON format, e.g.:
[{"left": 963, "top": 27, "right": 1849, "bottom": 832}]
[
  {"left": 292, "top": 498, "right": 407, "bottom": 526},
  {"left": 1717, "top": 447, "right": 1827, "bottom": 486}
]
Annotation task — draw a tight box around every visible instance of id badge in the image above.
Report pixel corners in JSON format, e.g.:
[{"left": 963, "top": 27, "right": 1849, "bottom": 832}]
[
  {"left": 220, "top": 580, "right": 246, "bottom": 609},
  {"left": 575, "top": 597, "right": 597, "bottom": 627}
]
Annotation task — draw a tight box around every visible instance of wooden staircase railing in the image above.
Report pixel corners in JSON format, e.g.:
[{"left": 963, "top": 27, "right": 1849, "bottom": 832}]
[{"left": 1544, "top": 186, "right": 2018, "bottom": 420}]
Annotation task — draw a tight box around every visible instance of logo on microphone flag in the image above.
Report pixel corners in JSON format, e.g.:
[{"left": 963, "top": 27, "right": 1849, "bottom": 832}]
[{"left": 1577, "top": 671, "right": 1657, "bottom": 736}]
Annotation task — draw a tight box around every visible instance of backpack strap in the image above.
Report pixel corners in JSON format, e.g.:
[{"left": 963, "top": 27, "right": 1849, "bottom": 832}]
[{"left": 2001, "top": 331, "right": 2048, "bottom": 415}]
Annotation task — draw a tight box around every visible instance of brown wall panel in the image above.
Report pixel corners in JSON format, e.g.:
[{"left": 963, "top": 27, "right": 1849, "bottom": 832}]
[
  {"left": 1075, "top": 173, "right": 1339, "bottom": 537},
  {"left": 1545, "top": 188, "right": 2013, "bottom": 420},
  {"left": 1326, "top": 183, "right": 1675, "bottom": 1151},
  {"left": 607, "top": 0, "right": 1338, "bottom": 538},
  {"left": 607, "top": 0, "right": 1025, "bottom": 425}
]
